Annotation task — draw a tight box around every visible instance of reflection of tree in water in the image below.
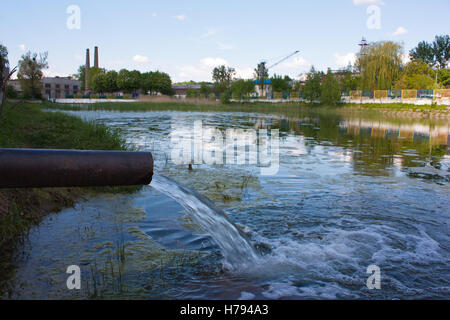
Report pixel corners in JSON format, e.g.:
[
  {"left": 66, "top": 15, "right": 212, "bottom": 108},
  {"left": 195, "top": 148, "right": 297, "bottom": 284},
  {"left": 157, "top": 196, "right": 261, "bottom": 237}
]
[{"left": 252, "top": 107, "right": 449, "bottom": 179}]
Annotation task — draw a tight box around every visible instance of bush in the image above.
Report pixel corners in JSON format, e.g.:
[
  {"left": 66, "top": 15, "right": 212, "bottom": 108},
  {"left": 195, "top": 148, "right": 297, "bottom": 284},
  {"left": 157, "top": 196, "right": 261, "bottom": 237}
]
[
  {"left": 6, "top": 85, "right": 18, "bottom": 99},
  {"left": 321, "top": 73, "right": 341, "bottom": 106},
  {"left": 220, "top": 91, "right": 231, "bottom": 104}
]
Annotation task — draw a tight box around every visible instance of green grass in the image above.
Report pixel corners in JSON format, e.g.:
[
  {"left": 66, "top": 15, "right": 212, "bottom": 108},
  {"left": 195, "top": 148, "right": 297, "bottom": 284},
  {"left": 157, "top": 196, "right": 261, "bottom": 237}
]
[
  {"left": 347, "top": 102, "right": 449, "bottom": 112},
  {"left": 0, "top": 102, "right": 127, "bottom": 150},
  {"left": 42, "top": 101, "right": 216, "bottom": 112},
  {"left": 42, "top": 99, "right": 449, "bottom": 114},
  {"left": 0, "top": 101, "right": 136, "bottom": 254}
]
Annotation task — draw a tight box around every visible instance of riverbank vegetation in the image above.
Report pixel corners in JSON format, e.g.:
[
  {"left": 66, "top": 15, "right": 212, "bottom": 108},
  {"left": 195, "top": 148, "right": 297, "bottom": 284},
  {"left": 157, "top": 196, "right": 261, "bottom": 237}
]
[
  {"left": 0, "top": 102, "right": 134, "bottom": 253},
  {"left": 42, "top": 99, "right": 449, "bottom": 116},
  {"left": 75, "top": 65, "right": 174, "bottom": 96},
  {"left": 172, "top": 35, "right": 449, "bottom": 107},
  {"left": 300, "top": 35, "right": 449, "bottom": 105}
]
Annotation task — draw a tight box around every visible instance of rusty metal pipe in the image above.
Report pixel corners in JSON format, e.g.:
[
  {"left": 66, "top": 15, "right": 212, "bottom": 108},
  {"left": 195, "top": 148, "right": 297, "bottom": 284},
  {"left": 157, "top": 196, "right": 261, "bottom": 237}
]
[{"left": 0, "top": 149, "right": 153, "bottom": 188}]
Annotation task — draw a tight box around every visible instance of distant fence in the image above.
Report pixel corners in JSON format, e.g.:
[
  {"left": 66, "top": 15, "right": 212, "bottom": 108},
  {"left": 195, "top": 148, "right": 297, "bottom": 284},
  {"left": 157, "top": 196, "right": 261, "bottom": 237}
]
[
  {"left": 258, "top": 89, "right": 450, "bottom": 102},
  {"left": 342, "top": 89, "right": 450, "bottom": 100},
  {"left": 169, "top": 89, "right": 450, "bottom": 105}
]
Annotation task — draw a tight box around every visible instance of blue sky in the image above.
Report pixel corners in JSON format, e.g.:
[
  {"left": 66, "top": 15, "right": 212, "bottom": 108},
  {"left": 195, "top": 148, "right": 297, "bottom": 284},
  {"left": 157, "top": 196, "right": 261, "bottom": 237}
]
[{"left": 1, "top": 0, "right": 449, "bottom": 82}]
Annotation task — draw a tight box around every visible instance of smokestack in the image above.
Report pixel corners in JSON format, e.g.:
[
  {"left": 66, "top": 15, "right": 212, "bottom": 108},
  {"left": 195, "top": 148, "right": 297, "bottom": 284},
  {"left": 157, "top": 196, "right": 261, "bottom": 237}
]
[
  {"left": 85, "top": 49, "right": 90, "bottom": 92},
  {"left": 94, "top": 46, "right": 99, "bottom": 68}
]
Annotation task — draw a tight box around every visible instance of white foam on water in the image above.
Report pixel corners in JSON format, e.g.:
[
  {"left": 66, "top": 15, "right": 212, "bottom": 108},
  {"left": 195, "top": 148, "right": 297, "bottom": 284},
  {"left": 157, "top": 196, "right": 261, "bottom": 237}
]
[
  {"left": 233, "top": 222, "right": 448, "bottom": 298},
  {"left": 238, "top": 291, "right": 256, "bottom": 300}
]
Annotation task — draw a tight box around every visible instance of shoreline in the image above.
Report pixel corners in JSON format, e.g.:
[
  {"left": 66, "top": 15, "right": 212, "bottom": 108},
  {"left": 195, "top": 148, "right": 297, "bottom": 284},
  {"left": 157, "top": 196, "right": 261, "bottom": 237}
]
[
  {"left": 42, "top": 100, "right": 450, "bottom": 120},
  {"left": 0, "top": 102, "right": 138, "bottom": 253}
]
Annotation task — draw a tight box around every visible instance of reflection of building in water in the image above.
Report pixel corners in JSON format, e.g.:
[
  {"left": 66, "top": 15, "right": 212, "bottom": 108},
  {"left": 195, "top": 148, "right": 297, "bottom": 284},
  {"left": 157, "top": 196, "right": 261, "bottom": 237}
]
[{"left": 339, "top": 119, "right": 450, "bottom": 146}]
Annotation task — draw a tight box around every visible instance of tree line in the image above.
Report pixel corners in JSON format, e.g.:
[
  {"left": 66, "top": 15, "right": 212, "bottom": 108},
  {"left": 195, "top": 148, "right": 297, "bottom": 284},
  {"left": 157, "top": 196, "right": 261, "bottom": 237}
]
[
  {"left": 75, "top": 66, "right": 174, "bottom": 95},
  {"left": 301, "top": 34, "right": 449, "bottom": 105}
]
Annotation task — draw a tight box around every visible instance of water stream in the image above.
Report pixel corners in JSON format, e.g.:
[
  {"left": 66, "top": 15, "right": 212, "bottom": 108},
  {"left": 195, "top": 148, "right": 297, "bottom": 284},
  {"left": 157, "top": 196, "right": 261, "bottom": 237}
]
[
  {"left": 2, "top": 106, "right": 449, "bottom": 299},
  {"left": 150, "top": 174, "right": 260, "bottom": 270}
]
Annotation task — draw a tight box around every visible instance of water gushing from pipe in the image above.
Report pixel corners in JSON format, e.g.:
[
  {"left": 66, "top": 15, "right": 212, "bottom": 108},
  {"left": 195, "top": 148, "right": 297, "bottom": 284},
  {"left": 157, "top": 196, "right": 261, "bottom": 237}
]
[{"left": 150, "top": 174, "right": 260, "bottom": 270}]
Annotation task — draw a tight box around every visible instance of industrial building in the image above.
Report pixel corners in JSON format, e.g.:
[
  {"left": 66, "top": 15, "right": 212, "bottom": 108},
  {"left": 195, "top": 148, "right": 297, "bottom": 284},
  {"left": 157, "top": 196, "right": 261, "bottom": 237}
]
[
  {"left": 8, "top": 46, "right": 98, "bottom": 99},
  {"left": 9, "top": 77, "right": 81, "bottom": 99}
]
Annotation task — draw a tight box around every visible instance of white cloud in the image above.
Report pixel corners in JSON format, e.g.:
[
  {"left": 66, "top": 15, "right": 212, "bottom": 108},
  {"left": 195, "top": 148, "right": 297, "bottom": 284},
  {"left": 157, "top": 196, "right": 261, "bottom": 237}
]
[
  {"left": 152, "top": 12, "right": 157, "bottom": 17},
  {"left": 200, "top": 57, "right": 228, "bottom": 68},
  {"left": 269, "top": 56, "right": 312, "bottom": 79},
  {"left": 392, "top": 26, "right": 408, "bottom": 36},
  {"left": 19, "top": 44, "right": 26, "bottom": 52},
  {"left": 217, "top": 41, "right": 234, "bottom": 50},
  {"left": 178, "top": 65, "right": 207, "bottom": 79},
  {"left": 133, "top": 55, "right": 150, "bottom": 63},
  {"left": 177, "top": 57, "right": 229, "bottom": 81},
  {"left": 334, "top": 52, "right": 357, "bottom": 67},
  {"left": 298, "top": 73, "right": 308, "bottom": 82},
  {"left": 353, "top": 0, "right": 385, "bottom": 5},
  {"left": 279, "top": 56, "right": 311, "bottom": 69},
  {"left": 174, "top": 14, "right": 187, "bottom": 21},
  {"left": 235, "top": 67, "right": 254, "bottom": 79},
  {"left": 401, "top": 53, "right": 411, "bottom": 64}
]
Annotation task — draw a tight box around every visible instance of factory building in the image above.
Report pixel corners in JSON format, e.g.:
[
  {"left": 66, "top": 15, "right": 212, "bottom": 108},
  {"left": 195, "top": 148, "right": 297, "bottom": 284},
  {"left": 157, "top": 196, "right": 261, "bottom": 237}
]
[
  {"left": 9, "top": 77, "right": 81, "bottom": 99},
  {"left": 42, "top": 77, "right": 81, "bottom": 99},
  {"left": 9, "top": 46, "right": 98, "bottom": 98}
]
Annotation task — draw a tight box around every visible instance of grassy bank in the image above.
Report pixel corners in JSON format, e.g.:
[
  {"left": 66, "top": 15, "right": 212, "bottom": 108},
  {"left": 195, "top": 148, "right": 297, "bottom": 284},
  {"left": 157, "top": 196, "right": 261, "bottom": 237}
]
[
  {"left": 346, "top": 102, "right": 449, "bottom": 112},
  {"left": 42, "top": 99, "right": 449, "bottom": 114},
  {"left": 0, "top": 101, "right": 135, "bottom": 252}
]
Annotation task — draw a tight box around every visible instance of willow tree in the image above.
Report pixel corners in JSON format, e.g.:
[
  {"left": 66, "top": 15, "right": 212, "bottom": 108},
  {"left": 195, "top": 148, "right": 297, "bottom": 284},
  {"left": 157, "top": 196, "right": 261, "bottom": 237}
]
[{"left": 356, "top": 41, "right": 403, "bottom": 90}]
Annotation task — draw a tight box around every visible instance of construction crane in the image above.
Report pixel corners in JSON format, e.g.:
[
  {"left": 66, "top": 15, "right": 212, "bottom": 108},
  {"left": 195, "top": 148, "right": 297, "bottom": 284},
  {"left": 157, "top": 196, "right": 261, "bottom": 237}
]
[{"left": 258, "top": 50, "right": 300, "bottom": 79}]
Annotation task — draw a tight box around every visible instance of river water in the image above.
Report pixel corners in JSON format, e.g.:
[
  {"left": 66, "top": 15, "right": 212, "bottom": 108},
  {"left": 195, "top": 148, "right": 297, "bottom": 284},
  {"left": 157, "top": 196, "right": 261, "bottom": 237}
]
[{"left": 2, "top": 106, "right": 449, "bottom": 299}]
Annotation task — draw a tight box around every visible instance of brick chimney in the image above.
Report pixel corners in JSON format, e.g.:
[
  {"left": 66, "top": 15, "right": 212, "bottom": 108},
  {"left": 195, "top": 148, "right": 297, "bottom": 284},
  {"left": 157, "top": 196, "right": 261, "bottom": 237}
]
[
  {"left": 85, "top": 48, "right": 90, "bottom": 92},
  {"left": 94, "top": 46, "right": 99, "bottom": 68}
]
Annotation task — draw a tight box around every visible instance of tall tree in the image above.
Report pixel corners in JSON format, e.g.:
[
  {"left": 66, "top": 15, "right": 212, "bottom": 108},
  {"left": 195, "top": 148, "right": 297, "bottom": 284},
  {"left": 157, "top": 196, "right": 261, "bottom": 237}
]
[
  {"left": 17, "top": 51, "right": 48, "bottom": 99},
  {"left": 117, "top": 69, "right": 133, "bottom": 93},
  {"left": 271, "top": 74, "right": 291, "bottom": 93},
  {"left": 104, "top": 70, "right": 118, "bottom": 93},
  {"left": 410, "top": 35, "right": 450, "bottom": 69},
  {"left": 0, "top": 44, "right": 9, "bottom": 112},
  {"left": 141, "top": 71, "right": 173, "bottom": 95},
  {"left": 339, "top": 65, "right": 360, "bottom": 91},
  {"left": 321, "top": 70, "right": 341, "bottom": 106},
  {"left": 0, "top": 44, "right": 9, "bottom": 91},
  {"left": 230, "top": 79, "right": 255, "bottom": 100},
  {"left": 254, "top": 62, "right": 269, "bottom": 93},
  {"left": 87, "top": 67, "right": 104, "bottom": 91},
  {"left": 432, "top": 35, "right": 450, "bottom": 69},
  {"left": 200, "top": 82, "right": 212, "bottom": 96},
  {"left": 128, "top": 70, "right": 142, "bottom": 93},
  {"left": 73, "top": 65, "right": 86, "bottom": 84},
  {"left": 141, "top": 72, "right": 155, "bottom": 94},
  {"left": 1, "top": 44, "right": 11, "bottom": 115},
  {"left": 438, "top": 69, "right": 450, "bottom": 87},
  {"left": 394, "top": 59, "right": 437, "bottom": 90},
  {"left": 0, "top": 44, "right": 20, "bottom": 120},
  {"left": 154, "top": 71, "right": 173, "bottom": 95},
  {"left": 410, "top": 41, "right": 435, "bottom": 66},
  {"left": 357, "top": 41, "right": 403, "bottom": 90},
  {"left": 302, "top": 66, "right": 323, "bottom": 103},
  {"left": 212, "top": 65, "right": 235, "bottom": 93}
]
